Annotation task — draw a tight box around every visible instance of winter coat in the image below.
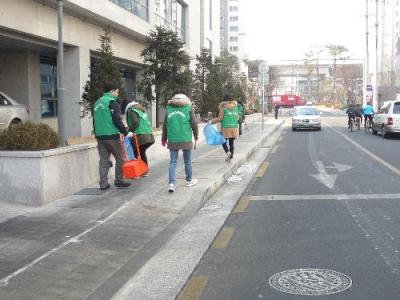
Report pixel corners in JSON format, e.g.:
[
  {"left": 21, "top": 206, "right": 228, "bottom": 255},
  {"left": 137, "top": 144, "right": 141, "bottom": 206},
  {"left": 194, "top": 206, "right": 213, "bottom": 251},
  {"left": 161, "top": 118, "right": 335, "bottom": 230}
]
[
  {"left": 211, "top": 101, "right": 239, "bottom": 139},
  {"left": 162, "top": 98, "right": 199, "bottom": 150},
  {"left": 126, "top": 102, "right": 155, "bottom": 146}
]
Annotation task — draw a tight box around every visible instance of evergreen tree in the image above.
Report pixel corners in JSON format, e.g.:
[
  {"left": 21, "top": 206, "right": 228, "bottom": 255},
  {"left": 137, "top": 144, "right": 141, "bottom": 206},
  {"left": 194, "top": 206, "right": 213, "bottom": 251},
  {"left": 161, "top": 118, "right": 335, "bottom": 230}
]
[
  {"left": 138, "top": 26, "right": 191, "bottom": 127},
  {"left": 82, "top": 27, "right": 126, "bottom": 115}
]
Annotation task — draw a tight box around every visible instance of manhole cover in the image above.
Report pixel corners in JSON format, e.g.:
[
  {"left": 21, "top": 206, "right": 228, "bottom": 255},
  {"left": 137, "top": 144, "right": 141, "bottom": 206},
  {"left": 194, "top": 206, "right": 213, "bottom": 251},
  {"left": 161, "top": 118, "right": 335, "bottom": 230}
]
[{"left": 269, "top": 268, "right": 352, "bottom": 296}]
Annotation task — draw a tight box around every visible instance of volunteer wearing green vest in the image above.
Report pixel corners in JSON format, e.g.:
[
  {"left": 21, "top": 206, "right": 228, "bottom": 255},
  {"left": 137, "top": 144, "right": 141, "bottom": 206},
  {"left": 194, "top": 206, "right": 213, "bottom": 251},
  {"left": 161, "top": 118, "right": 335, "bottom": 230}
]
[
  {"left": 126, "top": 101, "right": 155, "bottom": 172},
  {"left": 162, "top": 92, "right": 199, "bottom": 193},
  {"left": 210, "top": 94, "right": 239, "bottom": 162},
  {"left": 93, "top": 83, "right": 133, "bottom": 190},
  {"left": 237, "top": 98, "right": 246, "bottom": 136}
]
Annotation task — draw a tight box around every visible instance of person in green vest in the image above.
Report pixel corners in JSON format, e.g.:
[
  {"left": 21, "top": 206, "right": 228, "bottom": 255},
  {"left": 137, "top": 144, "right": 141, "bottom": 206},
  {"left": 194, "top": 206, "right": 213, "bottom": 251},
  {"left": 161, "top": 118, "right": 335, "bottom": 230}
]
[
  {"left": 209, "top": 94, "right": 239, "bottom": 162},
  {"left": 237, "top": 97, "right": 246, "bottom": 136},
  {"left": 162, "top": 92, "right": 199, "bottom": 193},
  {"left": 93, "top": 83, "right": 133, "bottom": 190},
  {"left": 125, "top": 100, "right": 155, "bottom": 174}
]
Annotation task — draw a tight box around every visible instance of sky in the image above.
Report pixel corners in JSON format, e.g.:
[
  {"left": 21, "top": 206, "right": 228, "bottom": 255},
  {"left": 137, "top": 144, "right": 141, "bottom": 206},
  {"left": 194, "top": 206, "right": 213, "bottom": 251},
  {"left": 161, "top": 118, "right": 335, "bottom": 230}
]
[{"left": 241, "top": 0, "right": 365, "bottom": 62}]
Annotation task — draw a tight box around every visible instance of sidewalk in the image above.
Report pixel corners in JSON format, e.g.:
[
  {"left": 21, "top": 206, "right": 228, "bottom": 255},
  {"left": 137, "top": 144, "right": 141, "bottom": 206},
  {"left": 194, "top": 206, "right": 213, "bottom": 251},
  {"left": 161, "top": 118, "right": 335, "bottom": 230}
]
[{"left": 0, "top": 114, "right": 284, "bottom": 300}]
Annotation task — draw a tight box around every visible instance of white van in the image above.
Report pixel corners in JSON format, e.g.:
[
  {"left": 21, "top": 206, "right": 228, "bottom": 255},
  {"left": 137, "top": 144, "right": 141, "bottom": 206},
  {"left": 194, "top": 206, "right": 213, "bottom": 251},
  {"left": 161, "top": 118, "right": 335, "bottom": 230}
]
[{"left": 372, "top": 100, "right": 400, "bottom": 138}]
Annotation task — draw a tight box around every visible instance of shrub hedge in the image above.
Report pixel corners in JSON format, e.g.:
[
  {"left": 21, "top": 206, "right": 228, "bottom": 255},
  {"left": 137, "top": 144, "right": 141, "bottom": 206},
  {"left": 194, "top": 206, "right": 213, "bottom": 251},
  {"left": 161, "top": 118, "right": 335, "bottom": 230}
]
[{"left": 0, "top": 122, "right": 59, "bottom": 151}]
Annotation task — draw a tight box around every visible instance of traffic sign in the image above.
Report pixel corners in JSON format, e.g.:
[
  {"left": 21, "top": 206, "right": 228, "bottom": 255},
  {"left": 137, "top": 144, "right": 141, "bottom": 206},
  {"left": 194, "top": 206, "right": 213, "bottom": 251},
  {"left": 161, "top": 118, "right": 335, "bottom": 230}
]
[{"left": 366, "top": 84, "right": 373, "bottom": 92}]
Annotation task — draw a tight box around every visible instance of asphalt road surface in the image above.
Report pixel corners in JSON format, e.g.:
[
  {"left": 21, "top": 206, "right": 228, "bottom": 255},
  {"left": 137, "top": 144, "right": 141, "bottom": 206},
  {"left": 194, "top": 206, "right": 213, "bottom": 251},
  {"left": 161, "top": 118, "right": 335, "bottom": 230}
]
[{"left": 179, "top": 115, "right": 400, "bottom": 300}]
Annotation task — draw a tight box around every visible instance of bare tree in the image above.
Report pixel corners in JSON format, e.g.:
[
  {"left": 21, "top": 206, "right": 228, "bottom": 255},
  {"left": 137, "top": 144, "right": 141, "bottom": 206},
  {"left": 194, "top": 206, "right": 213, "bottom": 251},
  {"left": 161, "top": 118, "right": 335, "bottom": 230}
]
[{"left": 325, "top": 44, "right": 349, "bottom": 102}]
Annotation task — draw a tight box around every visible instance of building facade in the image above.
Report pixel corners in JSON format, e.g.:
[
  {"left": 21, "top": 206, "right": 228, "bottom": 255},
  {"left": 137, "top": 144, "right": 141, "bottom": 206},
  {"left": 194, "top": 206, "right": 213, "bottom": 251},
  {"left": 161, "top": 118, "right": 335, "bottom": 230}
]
[
  {"left": 0, "top": 0, "right": 220, "bottom": 139},
  {"left": 220, "top": 0, "right": 240, "bottom": 57}
]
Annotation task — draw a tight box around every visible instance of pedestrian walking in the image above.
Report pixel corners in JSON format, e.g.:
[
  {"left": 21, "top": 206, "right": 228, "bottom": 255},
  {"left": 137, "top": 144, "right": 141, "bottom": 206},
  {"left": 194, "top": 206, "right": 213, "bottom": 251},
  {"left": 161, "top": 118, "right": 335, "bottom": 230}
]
[
  {"left": 209, "top": 94, "right": 239, "bottom": 162},
  {"left": 93, "top": 83, "right": 133, "bottom": 190},
  {"left": 162, "top": 92, "right": 199, "bottom": 193},
  {"left": 125, "top": 100, "right": 155, "bottom": 175},
  {"left": 237, "top": 98, "right": 246, "bottom": 136},
  {"left": 274, "top": 104, "right": 281, "bottom": 119}
]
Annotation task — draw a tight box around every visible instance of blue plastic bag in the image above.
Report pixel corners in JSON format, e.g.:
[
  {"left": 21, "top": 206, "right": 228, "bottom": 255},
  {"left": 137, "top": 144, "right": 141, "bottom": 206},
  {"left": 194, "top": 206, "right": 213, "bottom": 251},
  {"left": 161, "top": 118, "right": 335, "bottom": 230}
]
[
  {"left": 203, "top": 124, "right": 226, "bottom": 145},
  {"left": 124, "top": 136, "right": 135, "bottom": 161}
]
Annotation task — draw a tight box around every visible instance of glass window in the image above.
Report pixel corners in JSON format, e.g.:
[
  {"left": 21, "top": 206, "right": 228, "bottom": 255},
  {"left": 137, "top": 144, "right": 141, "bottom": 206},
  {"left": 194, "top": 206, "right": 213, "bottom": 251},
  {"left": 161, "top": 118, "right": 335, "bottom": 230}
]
[
  {"left": 110, "top": 0, "right": 148, "bottom": 21},
  {"left": 155, "top": 0, "right": 186, "bottom": 41},
  {"left": 230, "top": 26, "right": 239, "bottom": 32},
  {"left": 230, "top": 36, "right": 238, "bottom": 42},
  {"left": 393, "top": 102, "right": 400, "bottom": 114},
  {"left": 40, "top": 57, "right": 58, "bottom": 118},
  {"left": 229, "top": 6, "right": 238, "bottom": 12}
]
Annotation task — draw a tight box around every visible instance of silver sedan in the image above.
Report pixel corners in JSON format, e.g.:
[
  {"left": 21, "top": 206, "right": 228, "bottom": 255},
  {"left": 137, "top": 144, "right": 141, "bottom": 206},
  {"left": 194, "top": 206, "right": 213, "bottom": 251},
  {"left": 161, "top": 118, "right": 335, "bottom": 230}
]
[{"left": 0, "top": 91, "right": 30, "bottom": 130}]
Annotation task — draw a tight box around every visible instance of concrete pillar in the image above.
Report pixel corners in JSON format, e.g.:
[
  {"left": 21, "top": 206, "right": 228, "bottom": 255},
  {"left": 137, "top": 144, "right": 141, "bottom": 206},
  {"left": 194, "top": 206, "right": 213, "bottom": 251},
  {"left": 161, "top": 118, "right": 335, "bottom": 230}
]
[
  {"left": 63, "top": 46, "right": 91, "bottom": 138},
  {"left": 0, "top": 52, "right": 41, "bottom": 121}
]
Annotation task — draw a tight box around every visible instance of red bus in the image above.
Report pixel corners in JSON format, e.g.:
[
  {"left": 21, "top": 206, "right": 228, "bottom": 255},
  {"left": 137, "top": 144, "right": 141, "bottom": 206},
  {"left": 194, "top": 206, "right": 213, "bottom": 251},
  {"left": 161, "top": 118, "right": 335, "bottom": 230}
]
[{"left": 270, "top": 95, "right": 304, "bottom": 107}]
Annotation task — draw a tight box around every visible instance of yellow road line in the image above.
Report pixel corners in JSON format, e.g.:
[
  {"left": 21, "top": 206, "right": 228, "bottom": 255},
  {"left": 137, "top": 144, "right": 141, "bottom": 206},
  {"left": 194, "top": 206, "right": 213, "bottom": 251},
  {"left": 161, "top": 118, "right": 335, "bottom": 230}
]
[
  {"left": 212, "top": 227, "right": 235, "bottom": 250},
  {"left": 271, "top": 145, "right": 279, "bottom": 154},
  {"left": 233, "top": 196, "right": 250, "bottom": 213},
  {"left": 178, "top": 276, "right": 208, "bottom": 300},
  {"left": 255, "top": 162, "right": 269, "bottom": 178}
]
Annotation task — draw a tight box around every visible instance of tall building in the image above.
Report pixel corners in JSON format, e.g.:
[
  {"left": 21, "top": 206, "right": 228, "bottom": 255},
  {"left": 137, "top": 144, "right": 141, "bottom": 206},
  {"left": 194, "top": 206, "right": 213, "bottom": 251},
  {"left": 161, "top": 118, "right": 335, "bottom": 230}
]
[
  {"left": 220, "top": 0, "right": 240, "bottom": 57},
  {"left": 0, "top": 0, "right": 220, "bottom": 138}
]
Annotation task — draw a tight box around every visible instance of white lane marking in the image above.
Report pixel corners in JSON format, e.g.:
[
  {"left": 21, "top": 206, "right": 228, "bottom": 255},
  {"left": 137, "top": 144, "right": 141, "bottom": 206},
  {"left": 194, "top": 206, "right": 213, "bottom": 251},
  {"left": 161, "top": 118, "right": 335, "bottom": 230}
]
[
  {"left": 310, "top": 161, "right": 338, "bottom": 189},
  {"left": 327, "top": 162, "right": 353, "bottom": 173},
  {"left": 0, "top": 201, "right": 131, "bottom": 287},
  {"left": 328, "top": 125, "right": 400, "bottom": 176},
  {"left": 249, "top": 193, "right": 400, "bottom": 201}
]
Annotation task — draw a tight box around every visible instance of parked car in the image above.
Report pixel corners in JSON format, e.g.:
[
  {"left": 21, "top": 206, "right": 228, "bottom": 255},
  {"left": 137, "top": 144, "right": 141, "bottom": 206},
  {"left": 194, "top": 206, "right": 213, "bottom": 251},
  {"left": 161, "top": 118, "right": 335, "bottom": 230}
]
[
  {"left": 0, "top": 91, "right": 30, "bottom": 130},
  {"left": 372, "top": 100, "right": 400, "bottom": 138},
  {"left": 292, "top": 106, "right": 321, "bottom": 131}
]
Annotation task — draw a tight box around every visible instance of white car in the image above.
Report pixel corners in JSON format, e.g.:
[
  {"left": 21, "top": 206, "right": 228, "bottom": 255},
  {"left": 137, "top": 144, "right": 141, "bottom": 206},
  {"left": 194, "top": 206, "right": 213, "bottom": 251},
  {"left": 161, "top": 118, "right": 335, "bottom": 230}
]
[
  {"left": 372, "top": 100, "right": 400, "bottom": 138},
  {"left": 292, "top": 106, "right": 321, "bottom": 131},
  {"left": 0, "top": 91, "right": 30, "bottom": 130}
]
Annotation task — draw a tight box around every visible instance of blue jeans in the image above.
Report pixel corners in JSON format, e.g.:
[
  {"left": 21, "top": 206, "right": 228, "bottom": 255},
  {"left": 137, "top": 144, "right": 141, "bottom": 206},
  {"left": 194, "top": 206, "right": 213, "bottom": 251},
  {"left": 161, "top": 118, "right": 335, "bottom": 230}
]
[{"left": 169, "top": 149, "right": 192, "bottom": 184}]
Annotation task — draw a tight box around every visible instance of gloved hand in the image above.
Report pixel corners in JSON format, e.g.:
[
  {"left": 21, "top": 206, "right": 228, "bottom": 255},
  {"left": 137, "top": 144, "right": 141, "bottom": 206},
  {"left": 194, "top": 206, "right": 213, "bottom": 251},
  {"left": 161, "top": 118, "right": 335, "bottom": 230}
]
[
  {"left": 126, "top": 132, "right": 134, "bottom": 139},
  {"left": 161, "top": 140, "right": 167, "bottom": 147}
]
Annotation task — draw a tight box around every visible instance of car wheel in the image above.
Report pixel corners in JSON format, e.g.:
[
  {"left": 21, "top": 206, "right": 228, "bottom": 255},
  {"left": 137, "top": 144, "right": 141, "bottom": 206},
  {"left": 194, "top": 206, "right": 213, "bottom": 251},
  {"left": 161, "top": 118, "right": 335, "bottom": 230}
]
[
  {"left": 372, "top": 124, "right": 378, "bottom": 135},
  {"left": 9, "top": 119, "right": 21, "bottom": 127},
  {"left": 317, "top": 127, "right": 322, "bottom": 131},
  {"left": 382, "top": 125, "right": 390, "bottom": 139},
  {"left": 292, "top": 127, "right": 296, "bottom": 132}
]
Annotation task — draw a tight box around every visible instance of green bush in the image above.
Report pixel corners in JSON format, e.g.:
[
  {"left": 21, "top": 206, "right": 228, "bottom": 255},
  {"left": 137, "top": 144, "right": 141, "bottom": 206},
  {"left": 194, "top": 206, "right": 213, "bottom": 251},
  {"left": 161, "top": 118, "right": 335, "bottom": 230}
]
[{"left": 2, "top": 122, "right": 59, "bottom": 151}]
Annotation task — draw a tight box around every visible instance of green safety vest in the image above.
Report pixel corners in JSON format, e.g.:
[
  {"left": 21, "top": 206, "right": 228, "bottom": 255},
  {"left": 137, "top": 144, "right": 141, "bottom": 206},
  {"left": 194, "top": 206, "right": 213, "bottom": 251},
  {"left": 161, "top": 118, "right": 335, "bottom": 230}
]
[
  {"left": 166, "top": 105, "right": 192, "bottom": 143},
  {"left": 238, "top": 104, "right": 245, "bottom": 121},
  {"left": 221, "top": 107, "right": 239, "bottom": 128},
  {"left": 93, "top": 92, "right": 119, "bottom": 137},
  {"left": 127, "top": 108, "right": 153, "bottom": 134}
]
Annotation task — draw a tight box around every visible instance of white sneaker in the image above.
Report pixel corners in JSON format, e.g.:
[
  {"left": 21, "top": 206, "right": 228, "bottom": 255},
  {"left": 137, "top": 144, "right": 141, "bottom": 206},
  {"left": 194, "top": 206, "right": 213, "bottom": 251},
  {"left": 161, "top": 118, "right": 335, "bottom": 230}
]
[
  {"left": 185, "top": 179, "right": 198, "bottom": 187},
  {"left": 225, "top": 152, "right": 232, "bottom": 162},
  {"left": 168, "top": 184, "right": 175, "bottom": 193}
]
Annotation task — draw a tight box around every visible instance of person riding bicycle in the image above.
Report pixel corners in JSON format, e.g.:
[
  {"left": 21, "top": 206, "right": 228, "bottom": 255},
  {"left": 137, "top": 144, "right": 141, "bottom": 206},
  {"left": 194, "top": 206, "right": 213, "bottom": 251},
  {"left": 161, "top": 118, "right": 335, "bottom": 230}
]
[
  {"left": 363, "top": 101, "right": 375, "bottom": 128},
  {"left": 354, "top": 104, "right": 363, "bottom": 124},
  {"left": 346, "top": 104, "right": 356, "bottom": 129}
]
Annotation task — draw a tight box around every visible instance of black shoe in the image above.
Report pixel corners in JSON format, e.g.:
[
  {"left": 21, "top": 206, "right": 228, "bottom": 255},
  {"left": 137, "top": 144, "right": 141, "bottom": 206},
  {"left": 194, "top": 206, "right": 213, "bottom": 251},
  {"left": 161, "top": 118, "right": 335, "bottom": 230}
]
[
  {"left": 115, "top": 180, "right": 131, "bottom": 188},
  {"left": 100, "top": 183, "right": 110, "bottom": 191}
]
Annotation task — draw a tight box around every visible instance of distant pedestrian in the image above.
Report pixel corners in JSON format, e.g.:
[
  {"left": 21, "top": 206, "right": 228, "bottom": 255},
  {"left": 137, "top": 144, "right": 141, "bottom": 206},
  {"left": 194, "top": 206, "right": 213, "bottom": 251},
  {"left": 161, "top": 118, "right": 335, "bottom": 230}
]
[
  {"left": 210, "top": 94, "right": 239, "bottom": 162},
  {"left": 93, "top": 83, "right": 133, "bottom": 190},
  {"left": 162, "top": 92, "right": 199, "bottom": 193},
  {"left": 237, "top": 98, "right": 246, "bottom": 136},
  {"left": 125, "top": 100, "right": 155, "bottom": 175},
  {"left": 274, "top": 104, "right": 281, "bottom": 119}
]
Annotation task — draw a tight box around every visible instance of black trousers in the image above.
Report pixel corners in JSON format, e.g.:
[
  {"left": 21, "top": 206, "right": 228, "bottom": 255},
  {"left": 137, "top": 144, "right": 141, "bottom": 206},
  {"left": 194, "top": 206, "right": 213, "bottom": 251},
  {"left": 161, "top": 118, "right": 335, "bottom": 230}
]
[
  {"left": 222, "top": 138, "right": 235, "bottom": 156},
  {"left": 133, "top": 142, "right": 153, "bottom": 166}
]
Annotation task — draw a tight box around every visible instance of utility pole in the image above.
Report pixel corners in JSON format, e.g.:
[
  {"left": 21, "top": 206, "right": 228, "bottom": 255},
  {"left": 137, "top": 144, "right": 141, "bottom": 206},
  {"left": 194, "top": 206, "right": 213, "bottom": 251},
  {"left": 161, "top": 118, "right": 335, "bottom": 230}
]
[
  {"left": 57, "top": 0, "right": 66, "bottom": 146},
  {"left": 373, "top": 0, "right": 379, "bottom": 110},
  {"left": 363, "top": 0, "right": 369, "bottom": 107}
]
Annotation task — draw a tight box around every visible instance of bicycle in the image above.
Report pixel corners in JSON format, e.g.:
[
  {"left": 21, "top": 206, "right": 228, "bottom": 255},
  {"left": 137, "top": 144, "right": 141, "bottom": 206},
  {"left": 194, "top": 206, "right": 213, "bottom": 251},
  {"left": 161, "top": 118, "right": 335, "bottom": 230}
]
[
  {"left": 365, "top": 116, "right": 373, "bottom": 134},
  {"left": 355, "top": 116, "right": 361, "bottom": 130},
  {"left": 348, "top": 117, "right": 354, "bottom": 132}
]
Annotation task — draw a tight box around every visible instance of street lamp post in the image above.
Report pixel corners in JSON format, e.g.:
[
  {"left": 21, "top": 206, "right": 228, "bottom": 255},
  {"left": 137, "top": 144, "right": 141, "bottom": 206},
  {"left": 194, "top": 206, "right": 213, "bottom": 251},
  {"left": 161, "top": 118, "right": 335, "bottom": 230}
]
[
  {"left": 57, "top": 0, "right": 66, "bottom": 146},
  {"left": 258, "top": 61, "right": 269, "bottom": 130}
]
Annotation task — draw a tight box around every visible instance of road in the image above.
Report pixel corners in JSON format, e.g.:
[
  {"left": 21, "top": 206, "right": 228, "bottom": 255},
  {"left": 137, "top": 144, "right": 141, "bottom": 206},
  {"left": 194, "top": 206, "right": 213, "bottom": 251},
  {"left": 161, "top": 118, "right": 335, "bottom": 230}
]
[{"left": 179, "top": 115, "right": 400, "bottom": 300}]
